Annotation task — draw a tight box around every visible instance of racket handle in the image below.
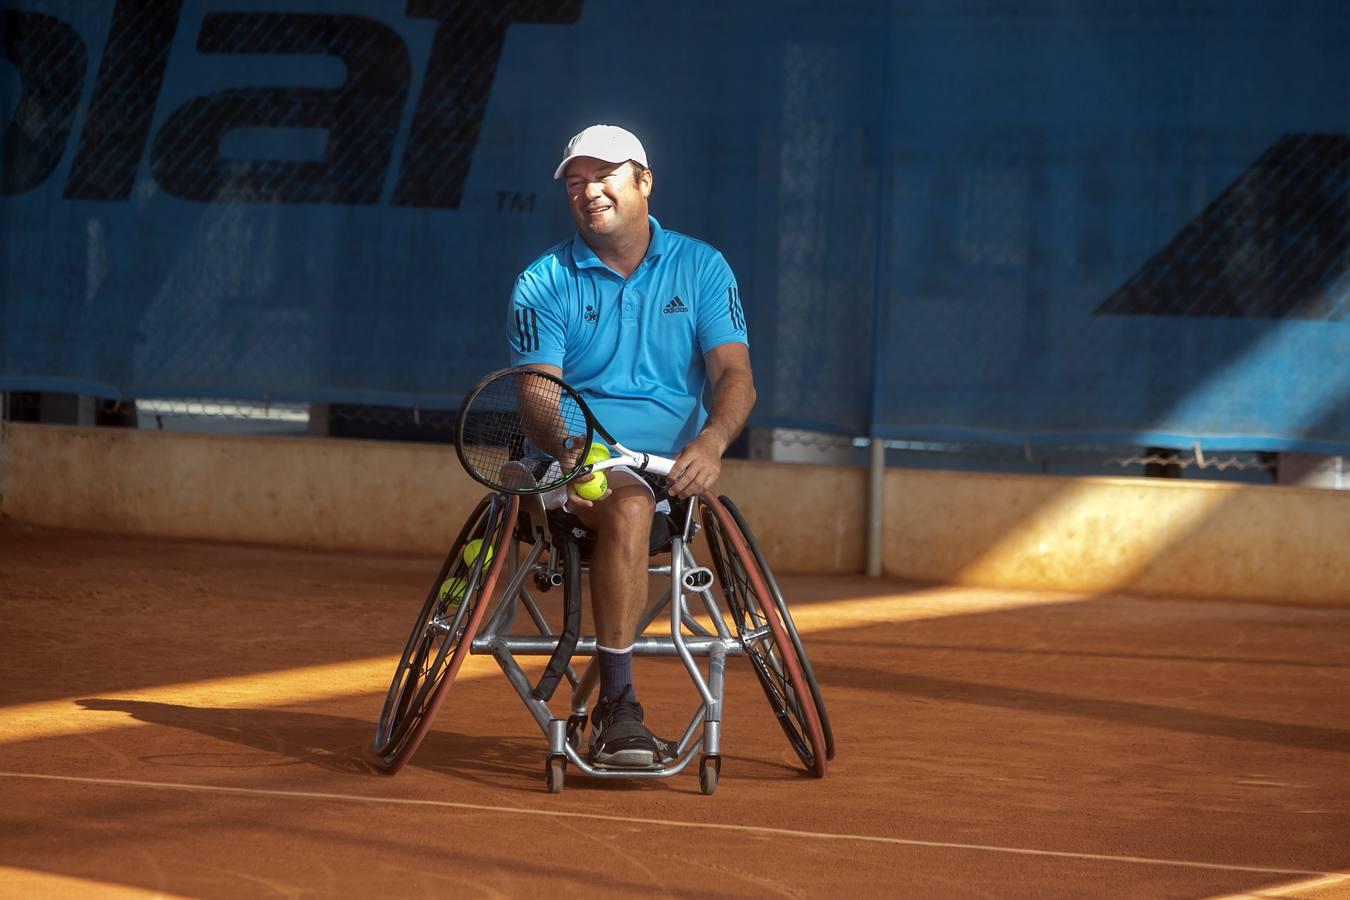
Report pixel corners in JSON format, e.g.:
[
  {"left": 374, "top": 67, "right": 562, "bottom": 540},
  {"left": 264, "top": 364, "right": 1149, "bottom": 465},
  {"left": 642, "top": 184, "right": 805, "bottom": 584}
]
[
  {"left": 588, "top": 453, "right": 676, "bottom": 478},
  {"left": 639, "top": 454, "right": 675, "bottom": 477}
]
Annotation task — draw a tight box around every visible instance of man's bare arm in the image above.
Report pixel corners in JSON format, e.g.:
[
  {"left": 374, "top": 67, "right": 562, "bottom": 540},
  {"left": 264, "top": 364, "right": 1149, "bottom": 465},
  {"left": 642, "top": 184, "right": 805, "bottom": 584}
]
[
  {"left": 515, "top": 363, "right": 574, "bottom": 460},
  {"left": 667, "top": 342, "right": 756, "bottom": 498}
]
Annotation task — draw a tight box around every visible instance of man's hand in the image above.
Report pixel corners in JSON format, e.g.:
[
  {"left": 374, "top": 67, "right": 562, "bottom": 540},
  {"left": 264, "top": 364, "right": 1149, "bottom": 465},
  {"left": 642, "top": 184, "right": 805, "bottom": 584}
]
[
  {"left": 668, "top": 431, "right": 725, "bottom": 499},
  {"left": 668, "top": 342, "right": 755, "bottom": 500},
  {"left": 565, "top": 471, "right": 612, "bottom": 509}
]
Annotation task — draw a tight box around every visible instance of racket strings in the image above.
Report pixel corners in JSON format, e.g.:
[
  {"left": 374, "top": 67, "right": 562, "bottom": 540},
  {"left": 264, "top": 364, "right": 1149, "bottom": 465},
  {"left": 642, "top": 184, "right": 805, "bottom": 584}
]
[{"left": 458, "top": 371, "right": 588, "bottom": 491}]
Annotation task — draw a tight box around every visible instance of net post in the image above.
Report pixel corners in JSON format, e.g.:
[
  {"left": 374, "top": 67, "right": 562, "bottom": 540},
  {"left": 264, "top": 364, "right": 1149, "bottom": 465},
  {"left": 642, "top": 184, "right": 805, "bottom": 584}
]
[{"left": 866, "top": 437, "right": 885, "bottom": 577}]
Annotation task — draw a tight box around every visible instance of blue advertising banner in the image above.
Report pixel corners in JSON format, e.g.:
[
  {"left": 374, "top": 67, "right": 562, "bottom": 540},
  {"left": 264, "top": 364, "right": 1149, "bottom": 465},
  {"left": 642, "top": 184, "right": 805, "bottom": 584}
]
[{"left": 3, "top": 1, "right": 1347, "bottom": 451}]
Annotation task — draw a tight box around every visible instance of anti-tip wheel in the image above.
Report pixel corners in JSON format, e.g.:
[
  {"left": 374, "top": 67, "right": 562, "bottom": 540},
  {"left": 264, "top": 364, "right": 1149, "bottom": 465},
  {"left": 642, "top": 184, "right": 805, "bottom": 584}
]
[
  {"left": 546, "top": 757, "right": 566, "bottom": 794},
  {"left": 699, "top": 755, "right": 720, "bottom": 796}
]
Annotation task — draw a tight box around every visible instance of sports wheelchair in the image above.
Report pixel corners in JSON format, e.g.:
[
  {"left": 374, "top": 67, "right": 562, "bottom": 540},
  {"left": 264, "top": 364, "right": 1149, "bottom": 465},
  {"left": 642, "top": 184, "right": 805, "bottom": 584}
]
[{"left": 367, "top": 479, "right": 834, "bottom": 794}]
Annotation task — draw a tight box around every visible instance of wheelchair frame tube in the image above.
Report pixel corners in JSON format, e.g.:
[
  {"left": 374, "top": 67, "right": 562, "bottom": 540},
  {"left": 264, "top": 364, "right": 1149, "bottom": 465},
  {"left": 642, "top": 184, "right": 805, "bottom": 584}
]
[
  {"left": 670, "top": 536, "right": 718, "bottom": 708},
  {"left": 478, "top": 539, "right": 546, "bottom": 639},
  {"left": 475, "top": 634, "right": 741, "bottom": 656},
  {"left": 473, "top": 494, "right": 743, "bottom": 782}
]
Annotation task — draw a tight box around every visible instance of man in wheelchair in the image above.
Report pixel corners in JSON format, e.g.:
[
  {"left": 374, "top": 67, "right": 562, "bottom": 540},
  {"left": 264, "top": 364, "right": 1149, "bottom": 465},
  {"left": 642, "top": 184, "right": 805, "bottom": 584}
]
[{"left": 507, "top": 124, "right": 755, "bottom": 768}]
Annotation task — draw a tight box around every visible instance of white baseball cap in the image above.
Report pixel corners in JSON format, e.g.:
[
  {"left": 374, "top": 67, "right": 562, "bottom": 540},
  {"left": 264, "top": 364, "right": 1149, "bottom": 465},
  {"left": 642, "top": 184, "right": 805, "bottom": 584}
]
[{"left": 553, "top": 124, "right": 648, "bottom": 180}]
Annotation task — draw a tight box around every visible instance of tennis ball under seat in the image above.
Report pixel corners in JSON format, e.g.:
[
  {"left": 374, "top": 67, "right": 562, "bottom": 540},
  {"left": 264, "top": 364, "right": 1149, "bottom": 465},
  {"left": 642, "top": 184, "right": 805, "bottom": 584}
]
[
  {"left": 438, "top": 577, "right": 467, "bottom": 604},
  {"left": 463, "top": 538, "right": 493, "bottom": 569}
]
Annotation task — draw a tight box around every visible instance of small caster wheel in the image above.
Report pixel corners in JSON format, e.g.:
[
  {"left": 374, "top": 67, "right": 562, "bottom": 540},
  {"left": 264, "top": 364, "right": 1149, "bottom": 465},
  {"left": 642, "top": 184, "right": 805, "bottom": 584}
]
[
  {"left": 546, "top": 756, "right": 566, "bottom": 794},
  {"left": 565, "top": 713, "right": 587, "bottom": 752},
  {"left": 698, "top": 755, "right": 720, "bottom": 796}
]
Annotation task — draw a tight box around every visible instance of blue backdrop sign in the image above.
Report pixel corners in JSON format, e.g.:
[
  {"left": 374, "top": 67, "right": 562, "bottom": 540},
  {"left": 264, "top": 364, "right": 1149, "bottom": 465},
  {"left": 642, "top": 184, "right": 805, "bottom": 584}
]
[{"left": 2, "top": 1, "right": 1347, "bottom": 452}]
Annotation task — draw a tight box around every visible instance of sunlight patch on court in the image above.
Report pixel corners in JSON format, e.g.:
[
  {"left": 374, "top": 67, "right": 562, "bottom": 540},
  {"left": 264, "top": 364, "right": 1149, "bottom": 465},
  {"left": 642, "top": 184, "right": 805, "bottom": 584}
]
[
  {"left": 0, "top": 864, "right": 192, "bottom": 898},
  {"left": 1, "top": 587, "right": 1083, "bottom": 746},
  {"left": 640, "top": 585, "right": 1087, "bottom": 639},
  {"left": 767, "top": 586, "right": 1087, "bottom": 633},
  {"left": 0, "top": 655, "right": 496, "bottom": 747},
  {"left": 1201, "top": 872, "right": 1350, "bottom": 899}
]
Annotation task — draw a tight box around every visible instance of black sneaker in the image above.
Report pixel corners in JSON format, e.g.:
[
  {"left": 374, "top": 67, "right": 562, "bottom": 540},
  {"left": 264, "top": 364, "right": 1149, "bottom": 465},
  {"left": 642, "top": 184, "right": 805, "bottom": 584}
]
[{"left": 589, "top": 685, "right": 660, "bottom": 768}]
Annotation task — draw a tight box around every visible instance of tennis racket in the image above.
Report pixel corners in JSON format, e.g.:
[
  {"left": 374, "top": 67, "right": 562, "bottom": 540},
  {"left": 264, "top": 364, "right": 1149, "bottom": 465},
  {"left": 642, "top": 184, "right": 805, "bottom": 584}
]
[{"left": 454, "top": 366, "right": 675, "bottom": 494}]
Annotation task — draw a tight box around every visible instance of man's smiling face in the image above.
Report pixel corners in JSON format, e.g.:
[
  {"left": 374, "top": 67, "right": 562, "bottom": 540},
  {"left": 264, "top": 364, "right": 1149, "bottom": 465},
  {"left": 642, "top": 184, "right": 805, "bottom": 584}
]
[{"left": 564, "top": 158, "right": 652, "bottom": 243}]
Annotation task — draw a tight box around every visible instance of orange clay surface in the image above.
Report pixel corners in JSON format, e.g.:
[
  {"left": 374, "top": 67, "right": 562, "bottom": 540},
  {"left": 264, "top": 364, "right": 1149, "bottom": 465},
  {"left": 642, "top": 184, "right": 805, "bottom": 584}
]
[{"left": 1, "top": 522, "right": 1348, "bottom": 899}]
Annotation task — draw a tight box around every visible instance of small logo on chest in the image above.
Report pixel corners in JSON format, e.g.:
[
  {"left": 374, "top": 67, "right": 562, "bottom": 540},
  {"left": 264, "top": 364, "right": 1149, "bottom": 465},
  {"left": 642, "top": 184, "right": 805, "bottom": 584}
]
[
  {"left": 584, "top": 305, "right": 598, "bottom": 323},
  {"left": 662, "top": 296, "right": 688, "bottom": 315}
]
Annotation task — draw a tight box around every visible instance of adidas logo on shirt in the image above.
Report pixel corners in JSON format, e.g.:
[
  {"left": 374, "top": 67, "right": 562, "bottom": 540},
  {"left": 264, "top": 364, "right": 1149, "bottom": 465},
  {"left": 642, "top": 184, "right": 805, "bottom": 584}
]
[{"left": 662, "top": 296, "right": 688, "bottom": 314}]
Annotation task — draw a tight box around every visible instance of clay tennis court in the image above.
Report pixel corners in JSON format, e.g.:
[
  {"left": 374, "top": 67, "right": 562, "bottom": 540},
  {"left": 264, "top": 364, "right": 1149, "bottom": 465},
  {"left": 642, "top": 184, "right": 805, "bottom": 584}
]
[{"left": 2, "top": 522, "right": 1347, "bottom": 898}]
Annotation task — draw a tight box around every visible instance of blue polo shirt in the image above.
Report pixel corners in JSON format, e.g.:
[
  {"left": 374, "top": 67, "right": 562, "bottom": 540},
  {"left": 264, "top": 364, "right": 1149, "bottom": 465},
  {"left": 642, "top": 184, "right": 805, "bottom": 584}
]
[{"left": 508, "top": 216, "right": 748, "bottom": 456}]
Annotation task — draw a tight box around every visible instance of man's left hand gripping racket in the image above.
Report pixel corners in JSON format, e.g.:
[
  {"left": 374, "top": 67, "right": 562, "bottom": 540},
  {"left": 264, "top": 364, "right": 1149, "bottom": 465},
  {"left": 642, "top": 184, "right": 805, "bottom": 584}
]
[{"left": 454, "top": 367, "right": 675, "bottom": 494}]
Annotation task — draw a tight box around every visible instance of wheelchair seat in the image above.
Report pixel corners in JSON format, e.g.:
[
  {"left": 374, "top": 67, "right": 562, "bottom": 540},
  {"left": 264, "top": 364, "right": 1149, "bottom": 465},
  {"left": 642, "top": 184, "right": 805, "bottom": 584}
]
[
  {"left": 511, "top": 469, "right": 691, "bottom": 560},
  {"left": 538, "top": 496, "right": 694, "bottom": 560}
]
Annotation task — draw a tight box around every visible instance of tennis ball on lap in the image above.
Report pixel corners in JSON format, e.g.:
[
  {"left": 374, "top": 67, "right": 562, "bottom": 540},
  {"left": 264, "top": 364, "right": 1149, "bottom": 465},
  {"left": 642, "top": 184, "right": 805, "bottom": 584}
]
[
  {"left": 575, "top": 471, "right": 607, "bottom": 500},
  {"left": 463, "top": 538, "right": 493, "bottom": 569},
  {"left": 575, "top": 441, "right": 610, "bottom": 500}
]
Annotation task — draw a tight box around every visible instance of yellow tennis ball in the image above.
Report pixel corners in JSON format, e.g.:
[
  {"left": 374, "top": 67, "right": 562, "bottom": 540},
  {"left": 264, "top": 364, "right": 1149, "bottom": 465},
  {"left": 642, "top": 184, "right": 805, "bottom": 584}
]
[
  {"left": 463, "top": 538, "right": 493, "bottom": 569},
  {"left": 438, "top": 577, "right": 467, "bottom": 604},
  {"left": 584, "top": 441, "right": 611, "bottom": 465},
  {"left": 574, "top": 471, "right": 607, "bottom": 500}
]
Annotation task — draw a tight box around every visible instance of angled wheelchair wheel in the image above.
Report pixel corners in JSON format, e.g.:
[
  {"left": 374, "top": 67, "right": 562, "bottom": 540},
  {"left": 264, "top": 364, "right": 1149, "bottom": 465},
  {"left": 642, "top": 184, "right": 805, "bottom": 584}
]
[
  {"left": 369, "top": 493, "right": 517, "bottom": 774},
  {"left": 699, "top": 495, "right": 828, "bottom": 778},
  {"left": 720, "top": 496, "right": 835, "bottom": 762}
]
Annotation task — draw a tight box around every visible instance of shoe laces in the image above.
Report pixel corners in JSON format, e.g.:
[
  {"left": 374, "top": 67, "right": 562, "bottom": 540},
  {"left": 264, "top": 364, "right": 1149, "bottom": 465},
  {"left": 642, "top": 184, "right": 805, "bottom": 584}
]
[{"left": 598, "top": 688, "right": 644, "bottom": 727}]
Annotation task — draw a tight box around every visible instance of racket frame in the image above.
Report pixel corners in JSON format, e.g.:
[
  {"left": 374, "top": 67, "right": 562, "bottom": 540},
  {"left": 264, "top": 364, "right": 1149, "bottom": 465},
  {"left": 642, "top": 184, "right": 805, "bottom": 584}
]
[{"left": 455, "top": 366, "right": 676, "bottom": 494}]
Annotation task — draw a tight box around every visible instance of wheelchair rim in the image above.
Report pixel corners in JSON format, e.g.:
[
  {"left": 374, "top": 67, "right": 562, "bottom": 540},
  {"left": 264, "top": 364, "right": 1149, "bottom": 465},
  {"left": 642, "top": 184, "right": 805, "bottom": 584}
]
[
  {"left": 699, "top": 494, "right": 827, "bottom": 777},
  {"left": 720, "top": 495, "right": 835, "bottom": 762},
  {"left": 372, "top": 494, "right": 516, "bottom": 771},
  {"left": 376, "top": 493, "right": 494, "bottom": 753}
]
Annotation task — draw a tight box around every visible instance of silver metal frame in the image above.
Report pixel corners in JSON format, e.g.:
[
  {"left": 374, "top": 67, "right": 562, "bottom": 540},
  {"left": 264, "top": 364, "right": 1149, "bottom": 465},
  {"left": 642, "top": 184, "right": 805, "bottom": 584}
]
[{"left": 469, "top": 493, "right": 740, "bottom": 783}]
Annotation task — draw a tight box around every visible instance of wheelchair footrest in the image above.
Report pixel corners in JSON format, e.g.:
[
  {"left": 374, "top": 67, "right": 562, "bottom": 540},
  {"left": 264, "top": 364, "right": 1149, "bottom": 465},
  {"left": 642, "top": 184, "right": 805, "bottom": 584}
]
[{"left": 565, "top": 722, "right": 681, "bottom": 770}]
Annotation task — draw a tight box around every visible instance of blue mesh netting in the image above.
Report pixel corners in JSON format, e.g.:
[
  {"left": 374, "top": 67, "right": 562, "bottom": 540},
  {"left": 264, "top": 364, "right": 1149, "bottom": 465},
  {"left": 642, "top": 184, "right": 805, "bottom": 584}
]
[{"left": 2, "top": 1, "right": 1348, "bottom": 452}]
